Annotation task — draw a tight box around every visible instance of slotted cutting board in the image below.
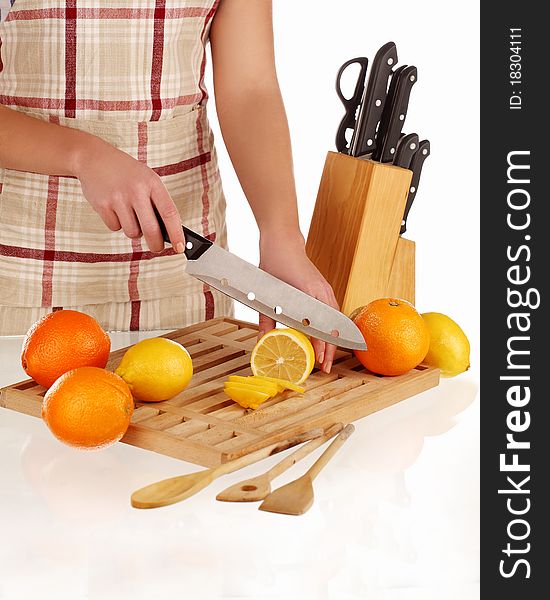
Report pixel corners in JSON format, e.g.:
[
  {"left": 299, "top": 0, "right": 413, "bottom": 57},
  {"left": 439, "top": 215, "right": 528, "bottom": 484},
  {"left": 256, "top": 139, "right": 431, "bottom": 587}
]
[{"left": 0, "top": 317, "right": 439, "bottom": 467}]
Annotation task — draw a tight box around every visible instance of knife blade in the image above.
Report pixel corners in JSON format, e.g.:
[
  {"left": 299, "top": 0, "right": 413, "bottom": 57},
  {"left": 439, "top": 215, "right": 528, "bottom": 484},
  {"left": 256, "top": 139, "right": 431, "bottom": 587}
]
[
  {"left": 349, "top": 41, "right": 398, "bottom": 158},
  {"left": 400, "top": 139, "right": 430, "bottom": 235},
  {"left": 372, "top": 65, "right": 417, "bottom": 163},
  {"left": 393, "top": 133, "right": 420, "bottom": 169},
  {"left": 335, "top": 56, "right": 369, "bottom": 154},
  {"left": 153, "top": 211, "right": 367, "bottom": 350}
]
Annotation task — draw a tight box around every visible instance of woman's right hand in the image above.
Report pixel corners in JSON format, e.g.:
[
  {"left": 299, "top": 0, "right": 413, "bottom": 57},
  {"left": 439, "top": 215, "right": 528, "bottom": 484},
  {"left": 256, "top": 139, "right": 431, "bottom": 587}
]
[
  {"left": 75, "top": 136, "right": 185, "bottom": 254},
  {"left": 0, "top": 106, "right": 182, "bottom": 253}
]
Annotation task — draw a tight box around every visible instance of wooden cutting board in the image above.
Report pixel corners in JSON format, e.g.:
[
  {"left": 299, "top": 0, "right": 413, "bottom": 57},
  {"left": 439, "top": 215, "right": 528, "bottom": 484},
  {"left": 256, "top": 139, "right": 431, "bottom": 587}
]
[{"left": 0, "top": 317, "right": 439, "bottom": 467}]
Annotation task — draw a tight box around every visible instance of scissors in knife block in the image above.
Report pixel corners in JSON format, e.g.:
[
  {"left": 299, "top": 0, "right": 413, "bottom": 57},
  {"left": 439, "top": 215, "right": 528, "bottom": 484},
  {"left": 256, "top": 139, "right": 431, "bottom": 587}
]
[
  {"left": 372, "top": 65, "right": 418, "bottom": 163},
  {"left": 335, "top": 56, "right": 369, "bottom": 154},
  {"left": 401, "top": 139, "right": 430, "bottom": 235},
  {"left": 349, "top": 41, "right": 398, "bottom": 158}
]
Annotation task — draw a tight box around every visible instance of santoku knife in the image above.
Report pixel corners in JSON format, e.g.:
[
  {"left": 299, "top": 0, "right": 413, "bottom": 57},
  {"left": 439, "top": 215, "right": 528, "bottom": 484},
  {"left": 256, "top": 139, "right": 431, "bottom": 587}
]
[{"left": 153, "top": 211, "right": 367, "bottom": 350}]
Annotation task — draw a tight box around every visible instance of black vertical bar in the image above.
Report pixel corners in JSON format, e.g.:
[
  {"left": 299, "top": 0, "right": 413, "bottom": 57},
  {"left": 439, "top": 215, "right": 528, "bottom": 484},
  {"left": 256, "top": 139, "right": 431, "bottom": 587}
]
[{"left": 481, "top": 1, "right": 547, "bottom": 596}]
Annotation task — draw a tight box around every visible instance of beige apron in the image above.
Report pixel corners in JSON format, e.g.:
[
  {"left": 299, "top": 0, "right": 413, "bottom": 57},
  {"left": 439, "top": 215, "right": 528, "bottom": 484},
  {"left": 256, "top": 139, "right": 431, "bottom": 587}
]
[{"left": 0, "top": 0, "right": 233, "bottom": 335}]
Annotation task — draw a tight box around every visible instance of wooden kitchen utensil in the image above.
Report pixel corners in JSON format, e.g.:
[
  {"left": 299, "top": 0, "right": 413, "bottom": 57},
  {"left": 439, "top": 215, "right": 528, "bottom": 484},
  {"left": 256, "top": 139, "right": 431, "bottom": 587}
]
[
  {"left": 259, "top": 423, "right": 355, "bottom": 516},
  {"left": 216, "top": 423, "right": 343, "bottom": 502},
  {"left": 306, "top": 152, "right": 414, "bottom": 314},
  {"left": 130, "top": 428, "right": 323, "bottom": 509}
]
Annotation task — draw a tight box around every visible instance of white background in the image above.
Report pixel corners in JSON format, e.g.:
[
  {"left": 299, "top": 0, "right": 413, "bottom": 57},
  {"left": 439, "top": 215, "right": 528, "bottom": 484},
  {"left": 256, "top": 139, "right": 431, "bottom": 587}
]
[
  {"left": 0, "top": 1, "right": 480, "bottom": 599},
  {"left": 214, "top": 0, "right": 480, "bottom": 368}
]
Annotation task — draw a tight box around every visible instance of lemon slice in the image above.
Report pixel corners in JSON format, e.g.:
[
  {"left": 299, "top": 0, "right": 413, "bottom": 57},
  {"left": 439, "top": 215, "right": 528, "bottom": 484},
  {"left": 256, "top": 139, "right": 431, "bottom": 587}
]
[
  {"left": 226, "top": 376, "right": 280, "bottom": 395},
  {"left": 224, "top": 381, "right": 277, "bottom": 397},
  {"left": 251, "top": 375, "right": 306, "bottom": 394},
  {"left": 250, "top": 328, "right": 315, "bottom": 385},
  {"left": 224, "top": 387, "right": 271, "bottom": 410}
]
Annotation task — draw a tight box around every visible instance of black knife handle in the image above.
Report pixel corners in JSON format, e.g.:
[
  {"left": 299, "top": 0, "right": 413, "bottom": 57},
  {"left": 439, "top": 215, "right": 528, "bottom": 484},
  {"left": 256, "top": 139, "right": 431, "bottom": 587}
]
[
  {"left": 153, "top": 206, "right": 212, "bottom": 260},
  {"left": 335, "top": 57, "right": 369, "bottom": 154},
  {"left": 350, "top": 41, "right": 398, "bottom": 158},
  {"left": 373, "top": 65, "right": 418, "bottom": 163},
  {"left": 401, "top": 139, "right": 430, "bottom": 235},
  {"left": 393, "top": 133, "right": 420, "bottom": 169}
]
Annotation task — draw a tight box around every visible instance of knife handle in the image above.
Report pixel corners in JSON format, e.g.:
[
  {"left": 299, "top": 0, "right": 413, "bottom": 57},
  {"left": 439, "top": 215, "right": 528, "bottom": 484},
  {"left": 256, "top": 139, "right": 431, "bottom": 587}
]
[
  {"left": 153, "top": 206, "right": 212, "bottom": 260},
  {"left": 335, "top": 57, "right": 369, "bottom": 154},
  {"left": 349, "top": 41, "right": 398, "bottom": 158},
  {"left": 373, "top": 65, "right": 417, "bottom": 163},
  {"left": 393, "top": 133, "right": 420, "bottom": 169},
  {"left": 401, "top": 139, "right": 430, "bottom": 235}
]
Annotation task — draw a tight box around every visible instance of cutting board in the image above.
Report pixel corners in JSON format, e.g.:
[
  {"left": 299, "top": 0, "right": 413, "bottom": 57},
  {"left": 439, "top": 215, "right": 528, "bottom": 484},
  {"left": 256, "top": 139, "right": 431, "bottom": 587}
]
[{"left": 0, "top": 317, "right": 439, "bottom": 467}]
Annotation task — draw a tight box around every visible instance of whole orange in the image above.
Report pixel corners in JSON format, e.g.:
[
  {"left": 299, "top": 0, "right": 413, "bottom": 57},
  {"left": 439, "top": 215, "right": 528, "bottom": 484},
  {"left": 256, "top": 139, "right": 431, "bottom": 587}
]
[
  {"left": 21, "top": 310, "right": 111, "bottom": 388},
  {"left": 42, "top": 366, "right": 134, "bottom": 449},
  {"left": 352, "top": 298, "right": 430, "bottom": 376}
]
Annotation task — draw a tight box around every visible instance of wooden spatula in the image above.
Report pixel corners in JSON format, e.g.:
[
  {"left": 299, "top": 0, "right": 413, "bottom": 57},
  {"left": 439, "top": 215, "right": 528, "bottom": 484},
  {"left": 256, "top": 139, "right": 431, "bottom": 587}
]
[
  {"left": 259, "top": 423, "right": 355, "bottom": 516},
  {"left": 216, "top": 423, "right": 343, "bottom": 502},
  {"left": 130, "top": 429, "right": 323, "bottom": 509}
]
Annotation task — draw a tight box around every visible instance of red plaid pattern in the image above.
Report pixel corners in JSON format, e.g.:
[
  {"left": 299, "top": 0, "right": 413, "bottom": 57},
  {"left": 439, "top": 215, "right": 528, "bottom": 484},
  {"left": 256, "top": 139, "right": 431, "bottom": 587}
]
[{"left": 0, "top": 0, "right": 233, "bottom": 334}]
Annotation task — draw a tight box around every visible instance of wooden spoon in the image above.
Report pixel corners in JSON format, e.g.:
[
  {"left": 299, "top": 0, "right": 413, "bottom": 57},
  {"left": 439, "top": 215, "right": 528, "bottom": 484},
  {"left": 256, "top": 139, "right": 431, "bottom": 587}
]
[
  {"left": 259, "top": 423, "right": 355, "bottom": 516},
  {"left": 216, "top": 423, "right": 343, "bottom": 502},
  {"left": 131, "top": 429, "right": 323, "bottom": 509}
]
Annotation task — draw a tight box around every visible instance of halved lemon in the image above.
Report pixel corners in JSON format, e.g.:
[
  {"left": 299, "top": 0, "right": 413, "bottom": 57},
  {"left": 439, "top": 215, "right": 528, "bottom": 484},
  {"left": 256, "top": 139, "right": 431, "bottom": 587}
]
[{"left": 250, "top": 328, "right": 315, "bottom": 385}]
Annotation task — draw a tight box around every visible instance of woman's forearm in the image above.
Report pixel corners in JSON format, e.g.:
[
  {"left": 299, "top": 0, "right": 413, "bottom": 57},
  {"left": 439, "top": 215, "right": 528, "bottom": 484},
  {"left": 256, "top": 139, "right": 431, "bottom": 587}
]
[
  {"left": 210, "top": 0, "right": 303, "bottom": 244},
  {"left": 214, "top": 85, "right": 303, "bottom": 242},
  {"left": 0, "top": 104, "right": 96, "bottom": 177},
  {"left": 0, "top": 104, "right": 185, "bottom": 251}
]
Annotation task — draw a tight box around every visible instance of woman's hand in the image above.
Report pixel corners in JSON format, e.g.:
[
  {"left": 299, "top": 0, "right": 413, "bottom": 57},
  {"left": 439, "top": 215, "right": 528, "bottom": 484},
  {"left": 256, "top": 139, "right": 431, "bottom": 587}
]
[
  {"left": 75, "top": 136, "right": 185, "bottom": 253},
  {"left": 258, "top": 230, "right": 340, "bottom": 373}
]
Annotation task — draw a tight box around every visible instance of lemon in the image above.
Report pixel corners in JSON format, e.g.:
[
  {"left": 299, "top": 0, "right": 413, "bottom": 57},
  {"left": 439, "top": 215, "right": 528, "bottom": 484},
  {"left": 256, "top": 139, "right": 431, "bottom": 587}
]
[
  {"left": 421, "top": 312, "right": 470, "bottom": 377},
  {"left": 250, "top": 328, "right": 315, "bottom": 385},
  {"left": 115, "top": 337, "right": 193, "bottom": 402}
]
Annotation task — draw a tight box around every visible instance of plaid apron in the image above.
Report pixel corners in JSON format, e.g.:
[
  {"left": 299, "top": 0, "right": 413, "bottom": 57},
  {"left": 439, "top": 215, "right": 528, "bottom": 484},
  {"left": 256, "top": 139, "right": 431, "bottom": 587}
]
[{"left": 0, "top": 0, "right": 233, "bottom": 335}]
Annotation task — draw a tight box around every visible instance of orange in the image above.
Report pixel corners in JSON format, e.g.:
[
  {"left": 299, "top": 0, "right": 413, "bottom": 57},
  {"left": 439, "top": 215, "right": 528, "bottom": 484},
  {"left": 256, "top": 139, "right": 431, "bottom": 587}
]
[
  {"left": 21, "top": 310, "right": 111, "bottom": 388},
  {"left": 42, "top": 366, "right": 134, "bottom": 450},
  {"left": 352, "top": 298, "right": 430, "bottom": 376}
]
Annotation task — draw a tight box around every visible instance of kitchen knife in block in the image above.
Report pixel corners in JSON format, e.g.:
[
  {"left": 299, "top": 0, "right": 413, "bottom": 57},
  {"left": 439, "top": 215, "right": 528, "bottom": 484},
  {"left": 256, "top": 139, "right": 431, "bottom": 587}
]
[{"left": 306, "top": 151, "right": 414, "bottom": 315}]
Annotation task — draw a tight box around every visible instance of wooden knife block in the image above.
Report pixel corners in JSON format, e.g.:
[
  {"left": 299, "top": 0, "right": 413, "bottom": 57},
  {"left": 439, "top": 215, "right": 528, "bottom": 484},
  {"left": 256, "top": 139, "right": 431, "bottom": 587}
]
[{"left": 306, "top": 151, "right": 415, "bottom": 316}]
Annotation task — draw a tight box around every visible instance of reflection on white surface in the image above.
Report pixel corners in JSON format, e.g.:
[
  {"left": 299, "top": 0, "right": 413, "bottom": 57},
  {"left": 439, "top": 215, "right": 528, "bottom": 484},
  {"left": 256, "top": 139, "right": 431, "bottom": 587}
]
[{"left": 1, "top": 340, "right": 479, "bottom": 599}]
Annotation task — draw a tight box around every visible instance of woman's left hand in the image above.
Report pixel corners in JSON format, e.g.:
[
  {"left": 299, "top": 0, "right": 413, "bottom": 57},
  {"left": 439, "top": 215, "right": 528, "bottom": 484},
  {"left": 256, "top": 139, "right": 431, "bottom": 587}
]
[{"left": 258, "top": 231, "right": 340, "bottom": 373}]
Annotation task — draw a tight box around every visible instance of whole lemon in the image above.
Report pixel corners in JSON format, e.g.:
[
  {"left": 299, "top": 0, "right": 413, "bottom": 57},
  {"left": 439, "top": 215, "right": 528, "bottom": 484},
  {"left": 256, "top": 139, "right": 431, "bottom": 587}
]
[
  {"left": 421, "top": 313, "right": 470, "bottom": 377},
  {"left": 115, "top": 338, "right": 193, "bottom": 402}
]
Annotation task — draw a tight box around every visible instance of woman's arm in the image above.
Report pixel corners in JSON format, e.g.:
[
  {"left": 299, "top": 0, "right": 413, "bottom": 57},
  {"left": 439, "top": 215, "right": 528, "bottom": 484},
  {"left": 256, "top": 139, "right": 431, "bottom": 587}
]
[
  {"left": 210, "top": 0, "right": 338, "bottom": 372},
  {"left": 0, "top": 104, "right": 184, "bottom": 252}
]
